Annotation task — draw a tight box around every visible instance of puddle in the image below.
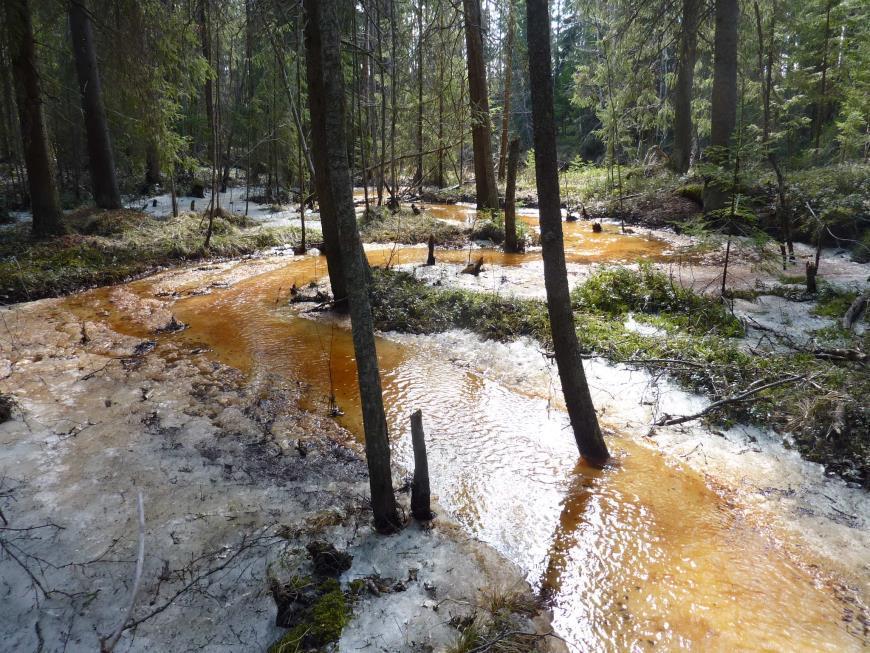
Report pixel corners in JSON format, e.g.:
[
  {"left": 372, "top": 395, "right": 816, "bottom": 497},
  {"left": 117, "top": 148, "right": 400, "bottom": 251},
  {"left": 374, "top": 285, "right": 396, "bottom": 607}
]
[{"left": 65, "top": 250, "right": 867, "bottom": 651}]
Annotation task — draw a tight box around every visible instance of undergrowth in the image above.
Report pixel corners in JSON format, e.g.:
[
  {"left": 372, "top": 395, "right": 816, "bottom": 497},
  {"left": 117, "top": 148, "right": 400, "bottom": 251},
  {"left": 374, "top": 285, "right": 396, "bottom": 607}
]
[
  {"left": 360, "top": 206, "right": 464, "bottom": 246},
  {"left": 0, "top": 209, "right": 302, "bottom": 303},
  {"left": 370, "top": 266, "right": 868, "bottom": 485}
]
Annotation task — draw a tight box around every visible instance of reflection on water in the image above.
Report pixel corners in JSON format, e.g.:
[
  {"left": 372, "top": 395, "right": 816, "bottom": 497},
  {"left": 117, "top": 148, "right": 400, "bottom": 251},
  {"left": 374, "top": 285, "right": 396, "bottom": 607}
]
[{"left": 67, "top": 242, "right": 865, "bottom": 651}]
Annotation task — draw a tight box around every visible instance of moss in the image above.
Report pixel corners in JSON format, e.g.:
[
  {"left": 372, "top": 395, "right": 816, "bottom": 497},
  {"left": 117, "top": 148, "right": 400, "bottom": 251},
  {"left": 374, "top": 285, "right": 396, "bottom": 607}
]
[
  {"left": 370, "top": 269, "right": 551, "bottom": 343},
  {"left": 812, "top": 287, "right": 858, "bottom": 319},
  {"left": 359, "top": 206, "right": 464, "bottom": 246},
  {"left": 268, "top": 579, "right": 351, "bottom": 653},
  {"left": 469, "top": 219, "right": 505, "bottom": 244},
  {"left": 675, "top": 183, "right": 704, "bottom": 205},
  {"left": 571, "top": 264, "right": 743, "bottom": 336},
  {"left": 0, "top": 211, "right": 302, "bottom": 303}
]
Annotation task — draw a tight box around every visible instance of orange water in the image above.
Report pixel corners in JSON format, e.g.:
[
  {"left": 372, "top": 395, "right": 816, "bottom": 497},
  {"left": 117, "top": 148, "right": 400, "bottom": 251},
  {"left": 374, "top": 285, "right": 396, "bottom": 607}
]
[{"left": 68, "top": 250, "right": 866, "bottom": 652}]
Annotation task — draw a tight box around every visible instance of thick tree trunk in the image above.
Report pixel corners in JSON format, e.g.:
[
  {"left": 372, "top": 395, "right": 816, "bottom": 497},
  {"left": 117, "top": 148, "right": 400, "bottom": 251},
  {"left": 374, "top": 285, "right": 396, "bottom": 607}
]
[
  {"left": 7, "top": 0, "right": 64, "bottom": 236},
  {"left": 69, "top": 0, "right": 122, "bottom": 209},
  {"left": 303, "top": 0, "right": 401, "bottom": 533},
  {"left": 671, "top": 0, "right": 699, "bottom": 174},
  {"left": 525, "top": 0, "right": 609, "bottom": 465},
  {"left": 462, "top": 0, "right": 499, "bottom": 209},
  {"left": 703, "top": 0, "right": 739, "bottom": 213},
  {"left": 504, "top": 137, "right": 520, "bottom": 253},
  {"left": 303, "top": 0, "right": 348, "bottom": 309},
  {"left": 497, "top": 0, "right": 515, "bottom": 182}
]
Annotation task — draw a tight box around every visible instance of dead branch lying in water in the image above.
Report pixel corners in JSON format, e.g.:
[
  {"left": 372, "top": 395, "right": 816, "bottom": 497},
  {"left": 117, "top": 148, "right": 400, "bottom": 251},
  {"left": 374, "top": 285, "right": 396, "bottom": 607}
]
[{"left": 654, "top": 374, "right": 806, "bottom": 427}]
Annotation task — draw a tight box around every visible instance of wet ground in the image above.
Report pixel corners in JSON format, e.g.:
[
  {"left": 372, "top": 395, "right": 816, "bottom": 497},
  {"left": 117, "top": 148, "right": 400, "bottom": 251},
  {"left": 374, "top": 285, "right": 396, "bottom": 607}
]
[
  {"left": 2, "top": 197, "right": 868, "bottom": 651},
  {"left": 63, "top": 239, "right": 867, "bottom": 651}
]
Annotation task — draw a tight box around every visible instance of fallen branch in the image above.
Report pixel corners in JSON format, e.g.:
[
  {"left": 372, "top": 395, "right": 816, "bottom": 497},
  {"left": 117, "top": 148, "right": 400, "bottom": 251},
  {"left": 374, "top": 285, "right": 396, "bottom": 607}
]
[
  {"left": 842, "top": 289, "right": 869, "bottom": 331},
  {"left": 654, "top": 375, "right": 805, "bottom": 426},
  {"left": 101, "top": 491, "right": 146, "bottom": 653}
]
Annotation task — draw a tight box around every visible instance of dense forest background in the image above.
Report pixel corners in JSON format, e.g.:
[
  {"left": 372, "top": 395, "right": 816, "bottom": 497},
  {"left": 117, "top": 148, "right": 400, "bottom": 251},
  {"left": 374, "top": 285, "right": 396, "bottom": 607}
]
[{"left": 1, "top": 0, "right": 867, "bottom": 242}]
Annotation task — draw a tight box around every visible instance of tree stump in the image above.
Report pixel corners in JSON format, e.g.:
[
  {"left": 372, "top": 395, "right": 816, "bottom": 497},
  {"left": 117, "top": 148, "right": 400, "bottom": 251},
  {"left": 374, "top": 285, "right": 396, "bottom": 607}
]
[
  {"left": 410, "top": 410, "right": 433, "bottom": 521},
  {"left": 190, "top": 199, "right": 196, "bottom": 212},
  {"left": 805, "top": 260, "right": 818, "bottom": 293},
  {"left": 426, "top": 234, "right": 436, "bottom": 266},
  {"left": 592, "top": 222, "right": 602, "bottom": 233},
  {"left": 461, "top": 256, "right": 484, "bottom": 275}
]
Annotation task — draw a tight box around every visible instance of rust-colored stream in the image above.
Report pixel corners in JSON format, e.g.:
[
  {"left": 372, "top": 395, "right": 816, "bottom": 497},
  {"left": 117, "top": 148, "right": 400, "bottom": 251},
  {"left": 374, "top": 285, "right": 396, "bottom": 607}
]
[{"left": 66, "top": 225, "right": 865, "bottom": 651}]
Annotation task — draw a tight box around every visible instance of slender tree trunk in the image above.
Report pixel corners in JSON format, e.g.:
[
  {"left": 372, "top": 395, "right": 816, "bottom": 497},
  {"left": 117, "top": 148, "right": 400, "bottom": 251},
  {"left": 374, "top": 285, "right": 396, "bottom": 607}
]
[
  {"left": 703, "top": 0, "right": 739, "bottom": 213},
  {"left": 504, "top": 136, "right": 520, "bottom": 252},
  {"left": 813, "top": 0, "right": 832, "bottom": 154},
  {"left": 145, "top": 140, "right": 161, "bottom": 188},
  {"left": 304, "top": 0, "right": 348, "bottom": 308},
  {"left": 525, "top": 0, "right": 609, "bottom": 465},
  {"left": 436, "top": 4, "right": 445, "bottom": 187},
  {"left": 671, "top": 0, "right": 699, "bottom": 174},
  {"left": 199, "top": 0, "right": 215, "bottom": 162},
  {"left": 414, "top": 0, "right": 425, "bottom": 190},
  {"left": 7, "top": 0, "right": 64, "bottom": 236},
  {"left": 303, "top": 0, "right": 401, "bottom": 533},
  {"left": 497, "top": 0, "right": 515, "bottom": 181},
  {"left": 68, "top": 0, "right": 121, "bottom": 209},
  {"left": 463, "top": 0, "right": 499, "bottom": 209}
]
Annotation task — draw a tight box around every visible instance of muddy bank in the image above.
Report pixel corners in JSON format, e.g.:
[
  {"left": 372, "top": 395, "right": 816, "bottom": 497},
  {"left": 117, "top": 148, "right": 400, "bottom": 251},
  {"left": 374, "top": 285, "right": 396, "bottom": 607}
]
[{"left": 0, "top": 258, "right": 558, "bottom": 652}]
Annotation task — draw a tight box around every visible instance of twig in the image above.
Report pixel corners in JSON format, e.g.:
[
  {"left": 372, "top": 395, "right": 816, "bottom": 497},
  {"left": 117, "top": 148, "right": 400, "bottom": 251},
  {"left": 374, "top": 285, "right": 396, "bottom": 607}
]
[
  {"left": 101, "top": 491, "right": 146, "bottom": 653},
  {"left": 655, "top": 374, "right": 805, "bottom": 426}
]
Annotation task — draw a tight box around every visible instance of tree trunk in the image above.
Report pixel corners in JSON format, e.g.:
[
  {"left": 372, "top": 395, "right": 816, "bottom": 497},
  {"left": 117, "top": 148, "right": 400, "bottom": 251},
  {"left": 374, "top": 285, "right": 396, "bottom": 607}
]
[
  {"left": 303, "top": 0, "right": 401, "bottom": 533},
  {"left": 525, "top": 0, "right": 609, "bottom": 465},
  {"left": 198, "top": 0, "right": 215, "bottom": 163},
  {"left": 504, "top": 137, "right": 520, "bottom": 253},
  {"left": 414, "top": 0, "right": 425, "bottom": 190},
  {"left": 671, "top": 0, "right": 699, "bottom": 174},
  {"left": 7, "top": 0, "right": 64, "bottom": 236},
  {"left": 410, "top": 409, "right": 433, "bottom": 520},
  {"left": 303, "top": 0, "right": 348, "bottom": 309},
  {"left": 497, "top": 0, "right": 515, "bottom": 182},
  {"left": 145, "top": 140, "right": 161, "bottom": 188},
  {"left": 463, "top": 0, "right": 499, "bottom": 210},
  {"left": 68, "top": 0, "right": 122, "bottom": 209},
  {"left": 703, "top": 0, "right": 739, "bottom": 214}
]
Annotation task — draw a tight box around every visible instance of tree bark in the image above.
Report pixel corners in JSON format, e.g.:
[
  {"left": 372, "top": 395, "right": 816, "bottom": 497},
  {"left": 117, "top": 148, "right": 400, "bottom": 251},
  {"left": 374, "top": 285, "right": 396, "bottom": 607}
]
[
  {"left": 463, "top": 0, "right": 499, "bottom": 209},
  {"left": 145, "top": 140, "right": 161, "bottom": 188},
  {"left": 703, "top": 0, "right": 739, "bottom": 214},
  {"left": 414, "top": 0, "right": 425, "bottom": 190},
  {"left": 69, "top": 0, "right": 121, "bottom": 209},
  {"left": 198, "top": 0, "right": 215, "bottom": 163},
  {"left": 410, "top": 410, "right": 433, "bottom": 520},
  {"left": 525, "top": 0, "right": 609, "bottom": 465},
  {"left": 303, "top": 0, "right": 401, "bottom": 533},
  {"left": 504, "top": 137, "right": 520, "bottom": 253},
  {"left": 303, "top": 0, "right": 348, "bottom": 309},
  {"left": 7, "top": 0, "right": 64, "bottom": 236},
  {"left": 497, "top": 0, "right": 515, "bottom": 182},
  {"left": 671, "top": 0, "right": 699, "bottom": 174}
]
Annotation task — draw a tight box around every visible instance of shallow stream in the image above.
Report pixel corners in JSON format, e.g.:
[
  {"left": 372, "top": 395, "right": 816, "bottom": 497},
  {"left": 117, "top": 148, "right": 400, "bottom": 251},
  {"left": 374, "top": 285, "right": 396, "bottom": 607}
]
[{"left": 66, "top": 211, "right": 867, "bottom": 651}]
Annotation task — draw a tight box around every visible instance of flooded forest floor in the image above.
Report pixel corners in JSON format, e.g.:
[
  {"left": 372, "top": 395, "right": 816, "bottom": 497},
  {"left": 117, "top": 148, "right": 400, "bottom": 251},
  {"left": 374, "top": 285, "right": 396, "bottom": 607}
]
[{"left": 1, "top": 181, "right": 868, "bottom": 651}]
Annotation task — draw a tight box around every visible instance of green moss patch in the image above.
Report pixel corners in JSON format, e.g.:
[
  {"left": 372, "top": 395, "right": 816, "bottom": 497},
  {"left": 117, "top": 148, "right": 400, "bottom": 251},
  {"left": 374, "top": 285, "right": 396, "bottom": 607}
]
[
  {"left": 269, "top": 577, "right": 352, "bottom": 653},
  {"left": 0, "top": 210, "right": 303, "bottom": 303},
  {"left": 359, "top": 206, "right": 464, "bottom": 246}
]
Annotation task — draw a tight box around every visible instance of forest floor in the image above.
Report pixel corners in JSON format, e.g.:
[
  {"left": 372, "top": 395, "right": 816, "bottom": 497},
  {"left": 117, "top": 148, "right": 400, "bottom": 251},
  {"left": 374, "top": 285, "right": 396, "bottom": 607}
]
[
  {"left": 1, "top": 169, "right": 867, "bottom": 648},
  {"left": 0, "top": 255, "right": 562, "bottom": 653}
]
